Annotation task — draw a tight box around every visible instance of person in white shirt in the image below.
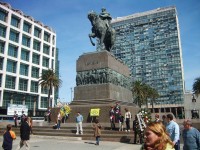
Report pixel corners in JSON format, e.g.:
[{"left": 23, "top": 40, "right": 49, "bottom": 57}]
[{"left": 124, "top": 108, "right": 131, "bottom": 132}]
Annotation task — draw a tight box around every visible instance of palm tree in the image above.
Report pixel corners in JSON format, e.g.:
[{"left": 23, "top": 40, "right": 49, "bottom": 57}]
[
  {"left": 39, "top": 69, "right": 62, "bottom": 109},
  {"left": 132, "top": 81, "right": 145, "bottom": 108},
  {"left": 193, "top": 77, "right": 200, "bottom": 97},
  {"left": 148, "top": 88, "right": 159, "bottom": 112}
]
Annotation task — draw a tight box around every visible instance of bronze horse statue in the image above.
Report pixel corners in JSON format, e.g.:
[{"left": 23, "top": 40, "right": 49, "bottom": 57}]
[{"left": 88, "top": 11, "right": 116, "bottom": 52}]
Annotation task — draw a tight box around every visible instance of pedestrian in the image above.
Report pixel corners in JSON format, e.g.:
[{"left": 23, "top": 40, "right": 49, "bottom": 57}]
[
  {"left": 47, "top": 108, "right": 51, "bottom": 123},
  {"left": 16, "top": 117, "right": 31, "bottom": 150},
  {"left": 2, "top": 124, "right": 16, "bottom": 150},
  {"left": 182, "top": 119, "right": 200, "bottom": 150},
  {"left": 118, "top": 113, "right": 124, "bottom": 131},
  {"left": 124, "top": 108, "right": 131, "bottom": 132},
  {"left": 154, "top": 114, "right": 161, "bottom": 122},
  {"left": 133, "top": 115, "right": 142, "bottom": 144},
  {"left": 20, "top": 111, "right": 26, "bottom": 125},
  {"left": 166, "top": 114, "right": 180, "bottom": 150},
  {"left": 76, "top": 112, "right": 83, "bottom": 135},
  {"left": 109, "top": 106, "right": 115, "bottom": 130},
  {"left": 13, "top": 111, "right": 18, "bottom": 128},
  {"left": 114, "top": 102, "right": 121, "bottom": 123},
  {"left": 92, "top": 119, "right": 102, "bottom": 146},
  {"left": 162, "top": 115, "right": 168, "bottom": 127},
  {"left": 57, "top": 111, "right": 61, "bottom": 130},
  {"left": 28, "top": 117, "right": 33, "bottom": 134},
  {"left": 141, "top": 122, "right": 174, "bottom": 150}
]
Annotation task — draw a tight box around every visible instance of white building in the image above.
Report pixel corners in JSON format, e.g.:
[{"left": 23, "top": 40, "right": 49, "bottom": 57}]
[{"left": 0, "top": 2, "right": 57, "bottom": 116}]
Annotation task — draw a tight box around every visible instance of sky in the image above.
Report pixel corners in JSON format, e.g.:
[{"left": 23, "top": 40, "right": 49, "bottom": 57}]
[{"left": 2, "top": 0, "right": 200, "bottom": 103}]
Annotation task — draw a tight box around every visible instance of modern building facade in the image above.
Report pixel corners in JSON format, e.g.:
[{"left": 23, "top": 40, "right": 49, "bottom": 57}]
[
  {"left": 0, "top": 2, "right": 58, "bottom": 116},
  {"left": 111, "top": 6, "right": 185, "bottom": 106}
]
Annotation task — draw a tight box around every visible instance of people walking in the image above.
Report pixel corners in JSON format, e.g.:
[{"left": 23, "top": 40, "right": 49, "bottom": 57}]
[
  {"left": 2, "top": 124, "right": 16, "bottom": 150},
  {"left": 93, "top": 119, "right": 102, "bottom": 146},
  {"left": 124, "top": 108, "right": 131, "bottom": 132},
  {"left": 166, "top": 114, "right": 180, "bottom": 150},
  {"left": 154, "top": 114, "right": 161, "bottom": 122},
  {"left": 76, "top": 112, "right": 83, "bottom": 135},
  {"left": 20, "top": 111, "right": 26, "bottom": 125},
  {"left": 16, "top": 117, "right": 31, "bottom": 150},
  {"left": 13, "top": 111, "right": 18, "bottom": 128},
  {"left": 182, "top": 119, "right": 200, "bottom": 150}
]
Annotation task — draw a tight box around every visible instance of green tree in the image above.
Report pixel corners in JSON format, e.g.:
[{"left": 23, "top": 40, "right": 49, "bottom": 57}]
[
  {"left": 193, "top": 77, "right": 200, "bottom": 97},
  {"left": 148, "top": 88, "right": 159, "bottom": 112},
  {"left": 132, "top": 81, "right": 145, "bottom": 108},
  {"left": 132, "top": 81, "right": 159, "bottom": 109},
  {"left": 39, "top": 69, "right": 62, "bottom": 109}
]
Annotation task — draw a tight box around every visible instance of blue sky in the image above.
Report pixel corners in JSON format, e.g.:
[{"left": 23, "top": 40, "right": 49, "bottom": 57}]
[{"left": 2, "top": 0, "right": 200, "bottom": 102}]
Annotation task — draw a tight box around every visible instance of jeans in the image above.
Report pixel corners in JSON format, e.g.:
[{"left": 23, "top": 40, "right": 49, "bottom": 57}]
[
  {"left": 174, "top": 140, "right": 180, "bottom": 150},
  {"left": 96, "top": 136, "right": 100, "bottom": 145}
]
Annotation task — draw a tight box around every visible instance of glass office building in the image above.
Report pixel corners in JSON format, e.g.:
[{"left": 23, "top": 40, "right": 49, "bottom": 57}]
[
  {"left": 110, "top": 6, "right": 184, "bottom": 105},
  {"left": 0, "top": 2, "right": 59, "bottom": 116}
]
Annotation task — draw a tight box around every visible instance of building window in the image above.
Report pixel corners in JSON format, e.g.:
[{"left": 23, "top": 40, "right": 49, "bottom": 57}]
[
  {"left": 31, "top": 66, "right": 39, "bottom": 78},
  {"left": 6, "top": 59, "right": 17, "bottom": 73},
  {"left": 44, "top": 32, "right": 50, "bottom": 42},
  {"left": 20, "top": 63, "right": 29, "bottom": 76},
  {"left": 33, "top": 40, "right": 40, "bottom": 51},
  {"left": 32, "top": 53, "right": 40, "bottom": 65},
  {"left": 34, "top": 27, "right": 41, "bottom": 38},
  {"left": 11, "top": 15, "right": 20, "bottom": 28},
  {"left": 43, "top": 44, "right": 50, "bottom": 55},
  {"left": 5, "top": 75, "right": 16, "bottom": 89},
  {"left": 9, "top": 29, "right": 19, "bottom": 43},
  {"left": 41, "top": 87, "right": 48, "bottom": 94},
  {"left": 42, "top": 56, "right": 49, "bottom": 68},
  {"left": 23, "top": 21, "right": 31, "bottom": 33},
  {"left": 51, "top": 59, "right": 54, "bottom": 69},
  {"left": 0, "top": 8, "right": 8, "bottom": 22},
  {"left": 31, "top": 81, "right": 38, "bottom": 93},
  {"left": 52, "top": 35, "right": 55, "bottom": 45},
  {"left": 0, "top": 74, "right": 2, "bottom": 87},
  {"left": 21, "top": 48, "right": 29, "bottom": 61},
  {"left": 52, "top": 48, "right": 54, "bottom": 57},
  {"left": 22, "top": 35, "right": 30, "bottom": 47},
  {"left": 18, "top": 78, "right": 28, "bottom": 91},
  {"left": 40, "top": 97, "right": 48, "bottom": 108},
  {"left": 0, "top": 24, "right": 6, "bottom": 38},
  {"left": 0, "top": 57, "right": 3, "bottom": 70},
  {"left": 0, "top": 41, "right": 5, "bottom": 54},
  {"left": 8, "top": 44, "right": 18, "bottom": 58}
]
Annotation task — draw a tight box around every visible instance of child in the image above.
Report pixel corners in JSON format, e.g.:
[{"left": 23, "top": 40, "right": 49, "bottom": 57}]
[
  {"left": 2, "top": 124, "right": 16, "bottom": 150},
  {"left": 93, "top": 119, "right": 102, "bottom": 145}
]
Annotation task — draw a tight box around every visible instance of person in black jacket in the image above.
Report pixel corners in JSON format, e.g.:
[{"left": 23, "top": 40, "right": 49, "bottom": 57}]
[{"left": 16, "top": 117, "right": 30, "bottom": 150}]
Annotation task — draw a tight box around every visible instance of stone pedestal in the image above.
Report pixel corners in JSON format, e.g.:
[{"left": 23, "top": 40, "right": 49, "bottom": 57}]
[{"left": 67, "top": 51, "right": 139, "bottom": 123}]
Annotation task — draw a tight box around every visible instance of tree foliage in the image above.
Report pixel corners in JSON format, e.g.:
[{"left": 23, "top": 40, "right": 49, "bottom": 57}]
[
  {"left": 193, "top": 77, "right": 200, "bottom": 97},
  {"left": 132, "top": 81, "right": 159, "bottom": 109},
  {"left": 39, "top": 69, "right": 62, "bottom": 108}
]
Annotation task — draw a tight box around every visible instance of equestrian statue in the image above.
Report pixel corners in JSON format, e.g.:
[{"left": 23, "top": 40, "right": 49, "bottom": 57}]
[{"left": 88, "top": 8, "right": 116, "bottom": 52}]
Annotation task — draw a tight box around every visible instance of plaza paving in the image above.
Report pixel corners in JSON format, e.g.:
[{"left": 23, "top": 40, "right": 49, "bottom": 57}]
[{"left": 0, "top": 135, "right": 141, "bottom": 150}]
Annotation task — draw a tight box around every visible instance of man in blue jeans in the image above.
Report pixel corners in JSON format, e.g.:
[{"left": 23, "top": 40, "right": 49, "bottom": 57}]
[
  {"left": 76, "top": 112, "right": 83, "bottom": 135},
  {"left": 166, "top": 114, "right": 180, "bottom": 150}
]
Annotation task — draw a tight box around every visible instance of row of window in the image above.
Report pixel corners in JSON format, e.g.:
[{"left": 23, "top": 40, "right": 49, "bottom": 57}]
[
  {"left": 0, "top": 8, "right": 55, "bottom": 44},
  {"left": 0, "top": 25, "right": 55, "bottom": 56},
  {"left": 2, "top": 74, "right": 48, "bottom": 94}
]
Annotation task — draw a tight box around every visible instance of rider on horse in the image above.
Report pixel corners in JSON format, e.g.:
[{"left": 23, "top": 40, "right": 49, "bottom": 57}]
[{"left": 99, "top": 8, "right": 112, "bottom": 29}]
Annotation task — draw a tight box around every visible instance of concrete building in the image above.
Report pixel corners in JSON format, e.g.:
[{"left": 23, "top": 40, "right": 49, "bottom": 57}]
[
  {"left": 0, "top": 2, "right": 59, "bottom": 116},
  {"left": 110, "top": 6, "right": 184, "bottom": 108}
]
